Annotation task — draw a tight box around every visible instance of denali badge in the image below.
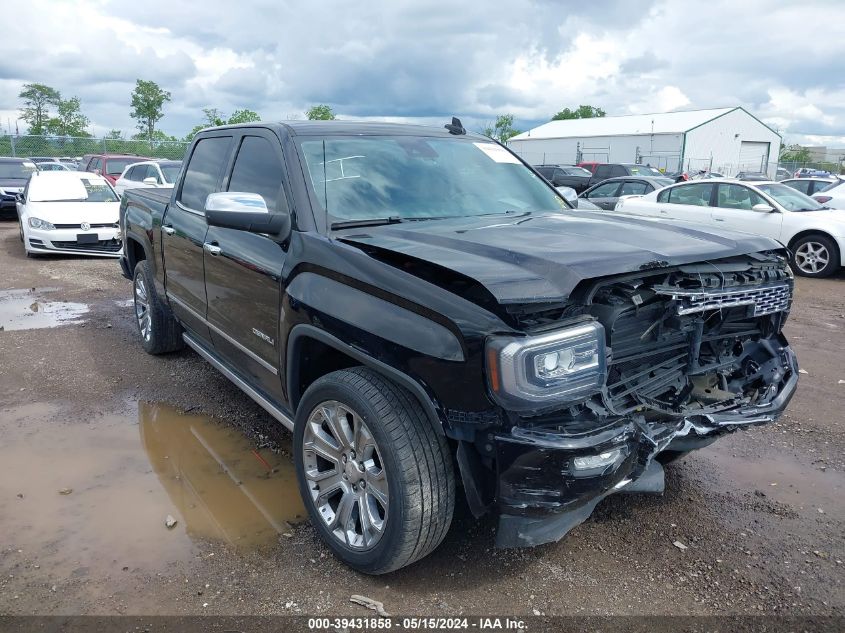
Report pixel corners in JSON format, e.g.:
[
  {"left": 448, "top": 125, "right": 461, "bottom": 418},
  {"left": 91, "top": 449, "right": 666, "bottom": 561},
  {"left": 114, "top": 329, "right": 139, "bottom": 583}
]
[{"left": 252, "top": 328, "right": 274, "bottom": 345}]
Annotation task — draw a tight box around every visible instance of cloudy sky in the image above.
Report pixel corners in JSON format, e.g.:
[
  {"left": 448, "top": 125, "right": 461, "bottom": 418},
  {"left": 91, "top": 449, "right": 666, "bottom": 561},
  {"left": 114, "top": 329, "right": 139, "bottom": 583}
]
[{"left": 1, "top": 0, "right": 843, "bottom": 147}]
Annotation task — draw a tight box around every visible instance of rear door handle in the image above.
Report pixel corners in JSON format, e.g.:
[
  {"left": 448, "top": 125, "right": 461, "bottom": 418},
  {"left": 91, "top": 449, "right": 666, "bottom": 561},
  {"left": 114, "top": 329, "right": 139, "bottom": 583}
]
[
  {"left": 203, "top": 242, "right": 222, "bottom": 256},
  {"left": 713, "top": 217, "right": 725, "bottom": 222},
  {"left": 162, "top": 225, "right": 175, "bottom": 235}
]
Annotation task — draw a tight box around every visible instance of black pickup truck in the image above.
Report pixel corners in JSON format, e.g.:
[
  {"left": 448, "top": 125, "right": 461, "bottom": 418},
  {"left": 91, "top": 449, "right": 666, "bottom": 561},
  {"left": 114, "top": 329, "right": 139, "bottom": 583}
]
[{"left": 119, "top": 120, "right": 799, "bottom": 574}]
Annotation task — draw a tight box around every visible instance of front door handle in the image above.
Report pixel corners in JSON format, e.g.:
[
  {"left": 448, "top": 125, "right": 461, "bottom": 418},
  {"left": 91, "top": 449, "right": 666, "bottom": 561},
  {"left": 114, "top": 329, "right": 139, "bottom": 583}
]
[
  {"left": 203, "top": 242, "right": 222, "bottom": 256},
  {"left": 714, "top": 217, "right": 725, "bottom": 222},
  {"left": 162, "top": 225, "right": 175, "bottom": 235}
]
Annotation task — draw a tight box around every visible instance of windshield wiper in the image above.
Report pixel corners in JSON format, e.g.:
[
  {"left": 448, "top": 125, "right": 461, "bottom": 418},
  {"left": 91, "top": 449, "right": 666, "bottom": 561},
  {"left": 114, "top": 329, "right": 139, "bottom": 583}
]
[{"left": 331, "top": 216, "right": 404, "bottom": 230}]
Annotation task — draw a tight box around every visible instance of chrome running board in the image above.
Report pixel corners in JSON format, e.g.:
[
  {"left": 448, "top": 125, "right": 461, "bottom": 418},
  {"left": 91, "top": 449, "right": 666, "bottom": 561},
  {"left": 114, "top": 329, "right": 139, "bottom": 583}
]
[{"left": 182, "top": 332, "right": 294, "bottom": 432}]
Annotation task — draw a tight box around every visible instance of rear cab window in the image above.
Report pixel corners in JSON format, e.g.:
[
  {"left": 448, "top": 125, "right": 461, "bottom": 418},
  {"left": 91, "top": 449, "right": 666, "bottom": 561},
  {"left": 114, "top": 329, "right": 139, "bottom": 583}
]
[{"left": 178, "top": 137, "right": 234, "bottom": 211}]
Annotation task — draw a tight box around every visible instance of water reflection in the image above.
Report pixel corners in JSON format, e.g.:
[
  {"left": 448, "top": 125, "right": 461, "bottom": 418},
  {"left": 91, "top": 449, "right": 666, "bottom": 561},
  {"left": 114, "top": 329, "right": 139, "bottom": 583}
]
[{"left": 138, "top": 402, "right": 306, "bottom": 548}]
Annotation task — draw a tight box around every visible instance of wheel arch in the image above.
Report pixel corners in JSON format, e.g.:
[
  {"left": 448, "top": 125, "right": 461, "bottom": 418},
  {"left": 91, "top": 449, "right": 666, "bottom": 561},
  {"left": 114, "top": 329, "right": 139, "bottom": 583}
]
[
  {"left": 125, "top": 233, "right": 150, "bottom": 273},
  {"left": 286, "top": 324, "right": 445, "bottom": 436},
  {"left": 787, "top": 229, "right": 841, "bottom": 265}
]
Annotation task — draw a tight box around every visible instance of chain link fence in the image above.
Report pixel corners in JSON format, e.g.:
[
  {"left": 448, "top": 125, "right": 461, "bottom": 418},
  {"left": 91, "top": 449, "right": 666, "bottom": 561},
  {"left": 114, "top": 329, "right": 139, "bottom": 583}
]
[{"left": 0, "top": 135, "right": 189, "bottom": 161}]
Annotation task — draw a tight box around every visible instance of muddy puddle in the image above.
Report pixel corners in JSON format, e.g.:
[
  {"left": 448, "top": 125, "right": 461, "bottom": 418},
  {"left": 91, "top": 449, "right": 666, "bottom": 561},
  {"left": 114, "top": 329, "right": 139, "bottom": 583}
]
[
  {"left": 0, "top": 288, "right": 88, "bottom": 331},
  {"left": 699, "top": 444, "right": 844, "bottom": 521},
  {"left": 0, "top": 401, "right": 305, "bottom": 577}
]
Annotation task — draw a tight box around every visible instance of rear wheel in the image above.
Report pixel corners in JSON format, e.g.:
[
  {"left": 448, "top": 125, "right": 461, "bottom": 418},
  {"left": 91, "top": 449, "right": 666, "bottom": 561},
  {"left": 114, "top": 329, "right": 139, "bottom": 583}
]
[
  {"left": 791, "top": 234, "right": 839, "bottom": 278},
  {"left": 294, "top": 367, "right": 454, "bottom": 574},
  {"left": 132, "top": 260, "right": 183, "bottom": 354}
]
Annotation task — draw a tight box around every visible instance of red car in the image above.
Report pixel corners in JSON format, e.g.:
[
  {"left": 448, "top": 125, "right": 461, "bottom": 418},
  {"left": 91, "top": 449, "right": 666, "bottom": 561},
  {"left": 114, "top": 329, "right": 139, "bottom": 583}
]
[
  {"left": 81, "top": 154, "right": 152, "bottom": 185},
  {"left": 577, "top": 161, "right": 600, "bottom": 174}
]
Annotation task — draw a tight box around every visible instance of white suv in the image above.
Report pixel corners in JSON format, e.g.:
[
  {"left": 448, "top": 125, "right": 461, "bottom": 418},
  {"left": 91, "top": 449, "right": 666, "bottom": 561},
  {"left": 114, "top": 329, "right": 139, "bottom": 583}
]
[
  {"left": 114, "top": 160, "right": 182, "bottom": 196},
  {"left": 614, "top": 179, "right": 845, "bottom": 278}
]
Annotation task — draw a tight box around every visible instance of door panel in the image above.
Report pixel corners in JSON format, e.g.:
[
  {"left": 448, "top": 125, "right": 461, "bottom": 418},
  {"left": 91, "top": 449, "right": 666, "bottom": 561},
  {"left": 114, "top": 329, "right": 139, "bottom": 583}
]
[
  {"left": 204, "top": 132, "right": 289, "bottom": 400},
  {"left": 161, "top": 206, "right": 211, "bottom": 340},
  {"left": 710, "top": 183, "right": 783, "bottom": 240},
  {"left": 204, "top": 227, "right": 285, "bottom": 398}
]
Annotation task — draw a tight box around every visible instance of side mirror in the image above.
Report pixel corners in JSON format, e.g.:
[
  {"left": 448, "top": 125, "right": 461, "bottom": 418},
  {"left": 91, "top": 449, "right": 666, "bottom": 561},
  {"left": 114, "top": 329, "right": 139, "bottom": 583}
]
[
  {"left": 204, "top": 192, "right": 291, "bottom": 240},
  {"left": 751, "top": 203, "right": 775, "bottom": 213},
  {"left": 142, "top": 177, "right": 158, "bottom": 185},
  {"left": 94, "top": 169, "right": 102, "bottom": 176}
]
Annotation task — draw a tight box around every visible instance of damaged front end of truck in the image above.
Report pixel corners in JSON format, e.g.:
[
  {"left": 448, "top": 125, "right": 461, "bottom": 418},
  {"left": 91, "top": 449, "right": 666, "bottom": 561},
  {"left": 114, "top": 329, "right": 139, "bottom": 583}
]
[{"left": 480, "top": 251, "right": 798, "bottom": 547}]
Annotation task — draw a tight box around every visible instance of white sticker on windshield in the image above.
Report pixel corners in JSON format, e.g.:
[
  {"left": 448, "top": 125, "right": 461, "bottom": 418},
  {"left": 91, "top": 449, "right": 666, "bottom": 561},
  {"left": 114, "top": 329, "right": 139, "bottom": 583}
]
[{"left": 473, "top": 143, "right": 521, "bottom": 164}]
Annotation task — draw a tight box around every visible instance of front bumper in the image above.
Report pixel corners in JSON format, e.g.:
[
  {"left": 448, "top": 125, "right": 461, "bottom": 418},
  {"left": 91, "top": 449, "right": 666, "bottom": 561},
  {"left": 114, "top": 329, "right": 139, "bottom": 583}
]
[
  {"left": 26, "top": 226, "right": 122, "bottom": 258},
  {"left": 494, "top": 344, "right": 799, "bottom": 548}
]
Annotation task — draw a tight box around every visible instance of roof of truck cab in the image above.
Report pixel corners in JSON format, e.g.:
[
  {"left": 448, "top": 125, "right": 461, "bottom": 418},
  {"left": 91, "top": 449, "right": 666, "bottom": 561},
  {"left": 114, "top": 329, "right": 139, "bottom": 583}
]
[{"left": 202, "top": 120, "right": 489, "bottom": 139}]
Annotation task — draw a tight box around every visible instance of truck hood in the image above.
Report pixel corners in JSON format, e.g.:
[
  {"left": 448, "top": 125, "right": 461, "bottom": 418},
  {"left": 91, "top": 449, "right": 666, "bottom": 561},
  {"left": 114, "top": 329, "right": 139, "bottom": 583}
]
[{"left": 338, "top": 211, "right": 781, "bottom": 304}]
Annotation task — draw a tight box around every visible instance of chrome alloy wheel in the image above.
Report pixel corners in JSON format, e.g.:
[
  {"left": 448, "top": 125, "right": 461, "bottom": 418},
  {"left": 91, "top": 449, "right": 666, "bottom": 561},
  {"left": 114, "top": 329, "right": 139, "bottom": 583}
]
[
  {"left": 302, "top": 401, "right": 388, "bottom": 550},
  {"left": 134, "top": 275, "right": 151, "bottom": 342},
  {"left": 794, "top": 241, "right": 830, "bottom": 275}
]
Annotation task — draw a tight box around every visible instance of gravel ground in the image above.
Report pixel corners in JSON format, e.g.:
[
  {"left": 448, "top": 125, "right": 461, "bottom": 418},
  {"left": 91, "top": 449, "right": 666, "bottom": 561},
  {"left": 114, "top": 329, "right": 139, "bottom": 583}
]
[{"left": 0, "top": 220, "right": 843, "bottom": 618}]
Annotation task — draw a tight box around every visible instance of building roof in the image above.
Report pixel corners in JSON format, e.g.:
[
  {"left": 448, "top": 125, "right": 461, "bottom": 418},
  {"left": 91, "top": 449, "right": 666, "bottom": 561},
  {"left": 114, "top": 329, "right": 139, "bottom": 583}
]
[{"left": 510, "top": 107, "right": 741, "bottom": 141}]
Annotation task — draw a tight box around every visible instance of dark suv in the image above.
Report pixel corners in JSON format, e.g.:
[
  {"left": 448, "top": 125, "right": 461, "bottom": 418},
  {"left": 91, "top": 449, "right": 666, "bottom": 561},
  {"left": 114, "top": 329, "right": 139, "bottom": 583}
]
[
  {"left": 0, "top": 157, "right": 37, "bottom": 218},
  {"left": 119, "top": 120, "right": 799, "bottom": 574},
  {"left": 533, "top": 164, "right": 593, "bottom": 192},
  {"left": 588, "top": 163, "right": 665, "bottom": 187}
]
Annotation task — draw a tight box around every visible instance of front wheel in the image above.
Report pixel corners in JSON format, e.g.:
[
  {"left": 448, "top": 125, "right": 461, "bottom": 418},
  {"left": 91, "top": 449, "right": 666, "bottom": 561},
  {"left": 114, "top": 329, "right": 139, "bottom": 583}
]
[
  {"left": 791, "top": 234, "right": 839, "bottom": 278},
  {"left": 294, "top": 367, "right": 455, "bottom": 574}
]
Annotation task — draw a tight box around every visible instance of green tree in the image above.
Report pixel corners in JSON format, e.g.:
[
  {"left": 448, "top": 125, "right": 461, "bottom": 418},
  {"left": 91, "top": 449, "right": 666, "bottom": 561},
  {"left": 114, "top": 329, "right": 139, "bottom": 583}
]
[
  {"left": 46, "top": 97, "right": 90, "bottom": 137},
  {"left": 551, "top": 105, "right": 606, "bottom": 121},
  {"left": 184, "top": 107, "right": 262, "bottom": 141},
  {"left": 227, "top": 108, "right": 261, "bottom": 124},
  {"left": 106, "top": 129, "right": 125, "bottom": 140},
  {"left": 482, "top": 114, "right": 521, "bottom": 143},
  {"left": 130, "top": 79, "right": 171, "bottom": 145},
  {"left": 779, "top": 144, "right": 811, "bottom": 163},
  {"left": 19, "top": 83, "right": 62, "bottom": 135},
  {"left": 305, "top": 104, "right": 335, "bottom": 120}
]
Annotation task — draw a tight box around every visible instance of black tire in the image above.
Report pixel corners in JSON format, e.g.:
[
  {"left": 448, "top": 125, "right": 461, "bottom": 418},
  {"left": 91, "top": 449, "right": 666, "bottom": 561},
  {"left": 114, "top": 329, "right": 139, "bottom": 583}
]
[
  {"left": 294, "top": 367, "right": 455, "bottom": 574},
  {"left": 790, "top": 234, "right": 839, "bottom": 278},
  {"left": 132, "top": 260, "right": 184, "bottom": 354}
]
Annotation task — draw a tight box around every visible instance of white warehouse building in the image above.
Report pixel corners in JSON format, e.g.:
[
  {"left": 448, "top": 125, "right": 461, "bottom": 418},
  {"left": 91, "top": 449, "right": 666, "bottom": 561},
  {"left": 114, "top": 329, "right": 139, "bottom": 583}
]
[{"left": 508, "top": 107, "right": 781, "bottom": 177}]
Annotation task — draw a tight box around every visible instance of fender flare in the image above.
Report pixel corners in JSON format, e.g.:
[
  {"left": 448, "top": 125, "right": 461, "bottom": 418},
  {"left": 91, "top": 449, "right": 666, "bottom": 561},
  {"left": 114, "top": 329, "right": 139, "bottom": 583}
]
[{"left": 286, "top": 324, "right": 446, "bottom": 435}]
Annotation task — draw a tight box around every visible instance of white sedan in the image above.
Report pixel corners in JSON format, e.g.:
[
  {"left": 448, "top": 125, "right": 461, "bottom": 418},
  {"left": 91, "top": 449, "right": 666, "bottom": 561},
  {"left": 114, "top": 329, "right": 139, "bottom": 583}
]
[
  {"left": 16, "top": 171, "right": 122, "bottom": 258},
  {"left": 614, "top": 178, "right": 845, "bottom": 278},
  {"left": 813, "top": 180, "right": 845, "bottom": 210},
  {"left": 113, "top": 160, "right": 182, "bottom": 196}
]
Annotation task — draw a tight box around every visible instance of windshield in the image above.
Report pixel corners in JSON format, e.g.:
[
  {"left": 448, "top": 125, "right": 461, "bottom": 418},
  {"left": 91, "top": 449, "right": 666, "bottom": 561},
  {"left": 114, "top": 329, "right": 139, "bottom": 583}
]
[
  {"left": 105, "top": 158, "right": 135, "bottom": 176},
  {"left": 756, "top": 183, "right": 825, "bottom": 211},
  {"left": 160, "top": 165, "right": 181, "bottom": 183},
  {"left": 0, "top": 161, "right": 37, "bottom": 179},
  {"left": 630, "top": 165, "right": 663, "bottom": 176},
  {"left": 561, "top": 166, "right": 592, "bottom": 176},
  {"left": 29, "top": 176, "right": 119, "bottom": 202},
  {"left": 299, "top": 136, "right": 566, "bottom": 223}
]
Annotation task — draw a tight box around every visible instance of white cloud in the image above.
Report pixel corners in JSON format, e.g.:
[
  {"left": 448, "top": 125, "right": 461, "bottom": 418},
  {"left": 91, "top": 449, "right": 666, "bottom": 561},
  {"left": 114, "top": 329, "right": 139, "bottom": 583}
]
[{"left": 0, "top": 0, "right": 842, "bottom": 147}]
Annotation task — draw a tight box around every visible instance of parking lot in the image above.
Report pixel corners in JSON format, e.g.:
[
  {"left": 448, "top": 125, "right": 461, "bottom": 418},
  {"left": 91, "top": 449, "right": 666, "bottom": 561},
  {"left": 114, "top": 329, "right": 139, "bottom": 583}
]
[{"left": 0, "top": 218, "right": 843, "bottom": 617}]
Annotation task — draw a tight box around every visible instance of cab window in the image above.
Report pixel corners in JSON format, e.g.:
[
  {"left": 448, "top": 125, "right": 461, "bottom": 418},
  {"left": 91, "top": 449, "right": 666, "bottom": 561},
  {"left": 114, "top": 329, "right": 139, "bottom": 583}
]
[
  {"left": 716, "top": 184, "right": 765, "bottom": 210},
  {"left": 179, "top": 137, "right": 233, "bottom": 211},
  {"left": 619, "top": 181, "right": 649, "bottom": 196},
  {"left": 662, "top": 183, "right": 714, "bottom": 207},
  {"left": 587, "top": 181, "right": 621, "bottom": 198},
  {"left": 227, "top": 136, "right": 287, "bottom": 213}
]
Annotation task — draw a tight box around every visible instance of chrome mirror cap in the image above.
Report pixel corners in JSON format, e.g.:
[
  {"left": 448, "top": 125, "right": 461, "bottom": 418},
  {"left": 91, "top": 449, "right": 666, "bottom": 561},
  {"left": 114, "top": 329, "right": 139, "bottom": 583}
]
[{"left": 205, "top": 191, "right": 269, "bottom": 214}]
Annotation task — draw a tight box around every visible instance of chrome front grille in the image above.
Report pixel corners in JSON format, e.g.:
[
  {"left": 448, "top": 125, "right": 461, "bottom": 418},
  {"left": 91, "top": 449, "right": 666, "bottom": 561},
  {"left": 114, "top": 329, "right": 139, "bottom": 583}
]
[{"left": 656, "top": 282, "right": 792, "bottom": 317}]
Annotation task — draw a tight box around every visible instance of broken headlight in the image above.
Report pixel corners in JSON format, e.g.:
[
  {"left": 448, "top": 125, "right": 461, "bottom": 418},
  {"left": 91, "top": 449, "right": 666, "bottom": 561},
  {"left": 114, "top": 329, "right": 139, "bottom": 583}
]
[{"left": 486, "top": 321, "right": 606, "bottom": 412}]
